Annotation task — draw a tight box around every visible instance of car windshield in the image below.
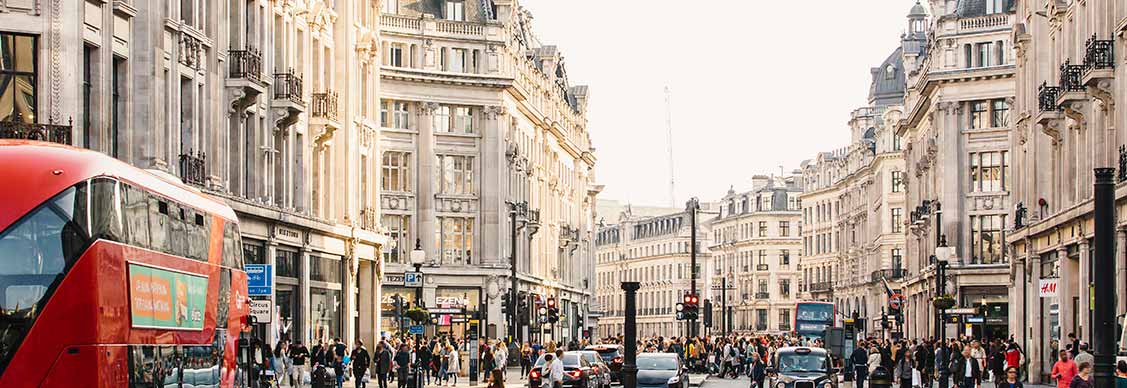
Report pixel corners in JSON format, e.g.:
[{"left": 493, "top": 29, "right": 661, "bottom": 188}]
[
  {"left": 636, "top": 356, "right": 678, "bottom": 370},
  {"left": 587, "top": 347, "right": 620, "bottom": 362},
  {"left": 777, "top": 353, "right": 829, "bottom": 373}
]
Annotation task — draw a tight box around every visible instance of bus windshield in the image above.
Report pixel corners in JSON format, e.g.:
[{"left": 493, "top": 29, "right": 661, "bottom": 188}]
[{"left": 796, "top": 303, "right": 834, "bottom": 337}]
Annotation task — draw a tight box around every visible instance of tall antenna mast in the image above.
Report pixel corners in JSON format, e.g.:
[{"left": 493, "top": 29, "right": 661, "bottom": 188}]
[{"left": 664, "top": 86, "right": 676, "bottom": 208}]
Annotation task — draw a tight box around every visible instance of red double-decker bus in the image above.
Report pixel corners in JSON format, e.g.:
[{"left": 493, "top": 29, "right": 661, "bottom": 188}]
[{"left": 0, "top": 140, "right": 251, "bottom": 387}]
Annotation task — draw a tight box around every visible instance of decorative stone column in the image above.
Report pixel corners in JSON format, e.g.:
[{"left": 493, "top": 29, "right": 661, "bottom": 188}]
[
  {"left": 1058, "top": 246, "right": 1074, "bottom": 340},
  {"left": 1079, "top": 238, "right": 1091, "bottom": 339},
  {"left": 482, "top": 106, "right": 506, "bottom": 266},
  {"left": 418, "top": 102, "right": 439, "bottom": 261}
]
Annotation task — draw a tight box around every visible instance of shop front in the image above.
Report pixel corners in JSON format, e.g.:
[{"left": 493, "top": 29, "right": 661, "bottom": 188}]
[
  {"left": 310, "top": 254, "right": 344, "bottom": 344},
  {"left": 381, "top": 285, "right": 413, "bottom": 337},
  {"left": 958, "top": 286, "right": 1009, "bottom": 341},
  {"left": 433, "top": 287, "right": 482, "bottom": 341}
]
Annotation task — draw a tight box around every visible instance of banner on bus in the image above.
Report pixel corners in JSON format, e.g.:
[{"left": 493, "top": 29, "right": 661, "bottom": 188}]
[{"left": 128, "top": 263, "right": 208, "bottom": 330}]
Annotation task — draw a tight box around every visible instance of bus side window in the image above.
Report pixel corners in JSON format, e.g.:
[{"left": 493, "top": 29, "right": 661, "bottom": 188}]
[
  {"left": 222, "top": 223, "right": 244, "bottom": 269},
  {"left": 217, "top": 268, "right": 231, "bottom": 328},
  {"left": 122, "top": 184, "right": 150, "bottom": 248},
  {"left": 90, "top": 178, "right": 124, "bottom": 242},
  {"left": 149, "top": 195, "right": 171, "bottom": 253},
  {"left": 168, "top": 202, "right": 189, "bottom": 258}
]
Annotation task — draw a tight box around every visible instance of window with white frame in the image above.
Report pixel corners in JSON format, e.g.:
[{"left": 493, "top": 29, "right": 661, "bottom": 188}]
[
  {"left": 437, "top": 216, "right": 474, "bottom": 264},
  {"left": 891, "top": 208, "right": 903, "bottom": 233},
  {"left": 382, "top": 0, "right": 398, "bottom": 14},
  {"left": 969, "top": 151, "right": 1009, "bottom": 192},
  {"left": 381, "top": 151, "right": 411, "bottom": 192},
  {"left": 891, "top": 171, "right": 904, "bottom": 192},
  {"left": 969, "top": 214, "right": 1006, "bottom": 264},
  {"left": 445, "top": 1, "right": 465, "bottom": 21},
  {"left": 452, "top": 106, "right": 474, "bottom": 133},
  {"left": 382, "top": 214, "right": 410, "bottom": 263},
  {"left": 436, "top": 154, "right": 474, "bottom": 195},
  {"left": 449, "top": 48, "right": 468, "bottom": 72}
]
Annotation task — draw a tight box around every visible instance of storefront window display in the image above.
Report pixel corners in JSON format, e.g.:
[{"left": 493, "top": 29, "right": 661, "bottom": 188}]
[
  {"left": 434, "top": 288, "right": 480, "bottom": 341},
  {"left": 311, "top": 288, "right": 342, "bottom": 343}
]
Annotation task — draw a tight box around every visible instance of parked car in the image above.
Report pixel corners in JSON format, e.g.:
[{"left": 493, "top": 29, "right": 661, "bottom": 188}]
[
  {"left": 584, "top": 344, "right": 624, "bottom": 382},
  {"left": 528, "top": 353, "right": 596, "bottom": 388},
  {"left": 768, "top": 347, "right": 839, "bottom": 388},
  {"left": 635, "top": 353, "right": 687, "bottom": 388},
  {"left": 571, "top": 351, "right": 612, "bottom": 388}
]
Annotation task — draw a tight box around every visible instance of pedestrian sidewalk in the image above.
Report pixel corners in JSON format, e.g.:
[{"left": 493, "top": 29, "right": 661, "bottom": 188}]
[
  {"left": 687, "top": 373, "right": 708, "bottom": 387},
  {"left": 325, "top": 367, "right": 526, "bottom": 388}
]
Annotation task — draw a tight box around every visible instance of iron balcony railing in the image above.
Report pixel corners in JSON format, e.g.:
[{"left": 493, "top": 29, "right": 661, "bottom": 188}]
[
  {"left": 1060, "top": 59, "right": 1085, "bottom": 92},
  {"left": 1119, "top": 145, "right": 1127, "bottom": 183},
  {"left": 229, "top": 48, "right": 264, "bottom": 83},
  {"left": 274, "top": 70, "right": 305, "bottom": 105},
  {"left": 178, "top": 150, "right": 206, "bottom": 186},
  {"left": 311, "top": 91, "right": 340, "bottom": 121},
  {"left": 0, "top": 117, "right": 72, "bottom": 144},
  {"left": 1038, "top": 82, "right": 1061, "bottom": 112},
  {"left": 870, "top": 268, "right": 905, "bottom": 283},
  {"left": 810, "top": 282, "right": 832, "bottom": 292},
  {"left": 1085, "top": 34, "right": 1115, "bottom": 71}
]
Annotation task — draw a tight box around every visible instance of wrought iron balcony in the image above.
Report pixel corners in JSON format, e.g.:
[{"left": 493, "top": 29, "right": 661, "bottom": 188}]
[
  {"left": 273, "top": 70, "right": 305, "bottom": 105},
  {"left": 1119, "top": 146, "right": 1127, "bottom": 183},
  {"left": 1059, "top": 59, "right": 1085, "bottom": 92},
  {"left": 0, "top": 117, "right": 72, "bottom": 144},
  {"left": 810, "top": 282, "right": 832, "bottom": 292},
  {"left": 311, "top": 91, "right": 339, "bottom": 121},
  {"left": 1037, "top": 82, "right": 1061, "bottom": 112},
  {"left": 1085, "top": 34, "right": 1115, "bottom": 71},
  {"left": 178, "top": 150, "right": 207, "bottom": 186},
  {"left": 229, "top": 48, "right": 264, "bottom": 83},
  {"left": 755, "top": 292, "right": 770, "bottom": 299},
  {"left": 756, "top": 264, "right": 769, "bottom": 271},
  {"left": 870, "top": 268, "right": 905, "bottom": 283}
]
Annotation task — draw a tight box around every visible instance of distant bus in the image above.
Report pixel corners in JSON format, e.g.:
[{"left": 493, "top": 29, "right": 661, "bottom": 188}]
[
  {"left": 795, "top": 301, "right": 836, "bottom": 339},
  {"left": 0, "top": 141, "right": 250, "bottom": 387}
]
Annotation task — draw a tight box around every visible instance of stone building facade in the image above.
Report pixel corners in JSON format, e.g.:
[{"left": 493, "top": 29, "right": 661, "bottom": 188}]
[
  {"left": 1006, "top": 0, "right": 1126, "bottom": 383},
  {"left": 709, "top": 175, "right": 803, "bottom": 335},
  {"left": 594, "top": 207, "right": 710, "bottom": 338},
  {"left": 376, "top": 0, "right": 598, "bottom": 344},
  {"left": 799, "top": 45, "right": 909, "bottom": 337},
  {"left": 0, "top": 0, "right": 387, "bottom": 348},
  {"left": 896, "top": 0, "right": 1015, "bottom": 343}
]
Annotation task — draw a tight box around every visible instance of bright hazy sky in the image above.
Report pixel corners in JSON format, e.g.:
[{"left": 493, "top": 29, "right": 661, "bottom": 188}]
[{"left": 520, "top": 0, "right": 921, "bottom": 208}]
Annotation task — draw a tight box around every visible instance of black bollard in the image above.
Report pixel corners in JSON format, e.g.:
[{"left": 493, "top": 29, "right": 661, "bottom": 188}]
[
  {"left": 621, "top": 281, "right": 640, "bottom": 388},
  {"left": 1093, "top": 168, "right": 1115, "bottom": 388}
]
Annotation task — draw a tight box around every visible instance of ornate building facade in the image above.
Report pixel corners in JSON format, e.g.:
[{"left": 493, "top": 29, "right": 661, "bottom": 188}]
[
  {"left": 376, "top": 0, "right": 598, "bottom": 343},
  {"left": 594, "top": 207, "right": 710, "bottom": 338},
  {"left": 799, "top": 52, "right": 909, "bottom": 337},
  {"left": 1006, "top": 0, "right": 1126, "bottom": 383},
  {"left": 710, "top": 175, "right": 802, "bottom": 335},
  {"left": 896, "top": 0, "right": 1015, "bottom": 343},
  {"left": 0, "top": 0, "right": 387, "bottom": 348}
]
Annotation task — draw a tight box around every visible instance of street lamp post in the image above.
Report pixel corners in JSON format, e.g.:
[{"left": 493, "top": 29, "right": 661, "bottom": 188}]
[
  {"left": 506, "top": 201, "right": 539, "bottom": 343},
  {"left": 410, "top": 239, "right": 426, "bottom": 341},
  {"left": 1093, "top": 168, "right": 1116, "bottom": 388},
  {"left": 686, "top": 198, "right": 700, "bottom": 338}
]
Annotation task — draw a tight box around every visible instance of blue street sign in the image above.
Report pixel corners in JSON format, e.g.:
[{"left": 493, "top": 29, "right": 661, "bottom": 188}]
[
  {"left": 245, "top": 264, "right": 273, "bottom": 296},
  {"left": 405, "top": 272, "right": 423, "bottom": 288},
  {"left": 409, "top": 325, "right": 424, "bottom": 335}
]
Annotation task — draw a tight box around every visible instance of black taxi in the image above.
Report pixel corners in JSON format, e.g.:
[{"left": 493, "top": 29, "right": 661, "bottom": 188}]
[{"left": 768, "top": 347, "right": 839, "bottom": 388}]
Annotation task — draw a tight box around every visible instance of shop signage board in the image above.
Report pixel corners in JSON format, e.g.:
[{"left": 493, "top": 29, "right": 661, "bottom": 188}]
[
  {"left": 436, "top": 296, "right": 467, "bottom": 307},
  {"left": 250, "top": 299, "right": 272, "bottom": 323},
  {"left": 409, "top": 325, "right": 424, "bottom": 334},
  {"left": 245, "top": 264, "right": 273, "bottom": 296},
  {"left": 1039, "top": 278, "right": 1059, "bottom": 298},
  {"left": 385, "top": 273, "right": 405, "bottom": 286},
  {"left": 128, "top": 263, "right": 208, "bottom": 330}
]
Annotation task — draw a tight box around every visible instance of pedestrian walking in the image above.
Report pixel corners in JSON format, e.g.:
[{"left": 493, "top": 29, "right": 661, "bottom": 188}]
[
  {"left": 395, "top": 343, "right": 411, "bottom": 388},
  {"left": 1069, "top": 362, "right": 1092, "bottom": 388},
  {"left": 1052, "top": 351, "right": 1079, "bottom": 388},
  {"left": 352, "top": 340, "right": 371, "bottom": 388}
]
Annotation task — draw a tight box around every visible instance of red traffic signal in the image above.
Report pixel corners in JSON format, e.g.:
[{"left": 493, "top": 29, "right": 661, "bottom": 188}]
[
  {"left": 682, "top": 293, "right": 698, "bottom": 305},
  {"left": 547, "top": 297, "right": 557, "bottom": 308}
]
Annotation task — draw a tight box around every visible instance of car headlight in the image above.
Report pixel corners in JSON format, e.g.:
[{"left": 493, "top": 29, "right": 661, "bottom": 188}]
[
  {"left": 668, "top": 376, "right": 681, "bottom": 384},
  {"left": 821, "top": 382, "right": 833, "bottom": 388},
  {"left": 776, "top": 382, "right": 788, "bottom": 388}
]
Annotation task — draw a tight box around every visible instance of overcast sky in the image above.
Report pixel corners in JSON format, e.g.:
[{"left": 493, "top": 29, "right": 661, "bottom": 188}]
[{"left": 520, "top": 0, "right": 921, "bottom": 208}]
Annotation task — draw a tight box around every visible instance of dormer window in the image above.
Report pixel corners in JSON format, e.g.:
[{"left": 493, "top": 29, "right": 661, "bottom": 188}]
[
  {"left": 985, "top": 0, "right": 1005, "bottom": 14},
  {"left": 445, "top": 1, "right": 465, "bottom": 21}
]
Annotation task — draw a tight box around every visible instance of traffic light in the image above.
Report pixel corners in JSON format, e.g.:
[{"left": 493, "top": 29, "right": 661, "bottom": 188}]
[
  {"left": 547, "top": 297, "right": 559, "bottom": 323},
  {"left": 678, "top": 293, "right": 699, "bottom": 321},
  {"left": 502, "top": 298, "right": 511, "bottom": 317},
  {"left": 702, "top": 299, "right": 713, "bottom": 327},
  {"left": 881, "top": 310, "right": 889, "bottom": 329}
]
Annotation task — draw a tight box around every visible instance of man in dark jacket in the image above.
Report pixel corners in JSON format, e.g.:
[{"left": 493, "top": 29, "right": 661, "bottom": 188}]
[
  {"left": 395, "top": 343, "right": 412, "bottom": 388},
  {"left": 376, "top": 341, "right": 394, "bottom": 388},
  {"left": 950, "top": 348, "right": 981, "bottom": 388},
  {"left": 852, "top": 341, "right": 870, "bottom": 388},
  {"left": 352, "top": 340, "right": 372, "bottom": 388}
]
